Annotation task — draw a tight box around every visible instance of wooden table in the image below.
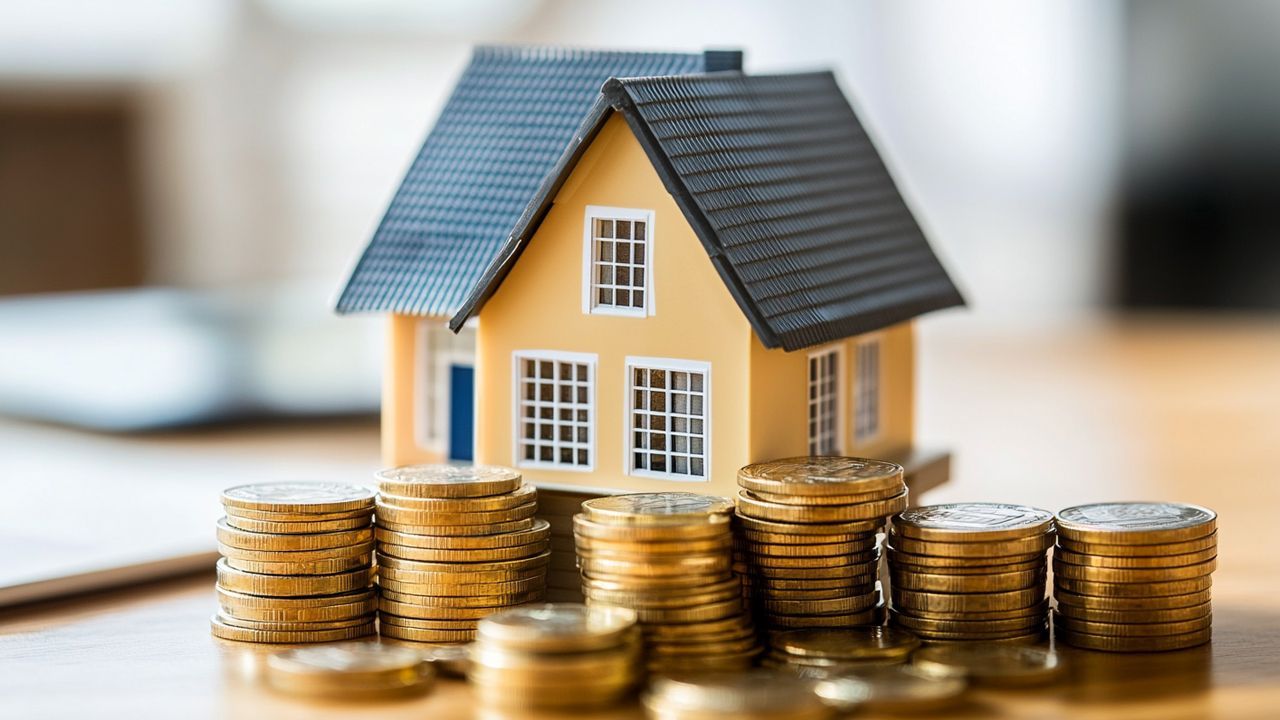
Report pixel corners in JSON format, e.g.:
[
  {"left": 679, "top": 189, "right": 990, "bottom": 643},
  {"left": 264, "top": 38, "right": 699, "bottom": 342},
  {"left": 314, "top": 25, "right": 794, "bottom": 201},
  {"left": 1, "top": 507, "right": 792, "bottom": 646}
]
[{"left": 3, "top": 315, "right": 1279, "bottom": 719}]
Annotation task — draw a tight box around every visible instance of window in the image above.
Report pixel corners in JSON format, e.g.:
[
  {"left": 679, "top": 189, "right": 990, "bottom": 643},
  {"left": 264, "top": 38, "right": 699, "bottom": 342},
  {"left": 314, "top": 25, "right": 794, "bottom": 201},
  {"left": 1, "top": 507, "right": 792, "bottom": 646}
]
[
  {"left": 626, "top": 358, "right": 709, "bottom": 480},
  {"left": 513, "top": 351, "right": 595, "bottom": 470},
  {"left": 583, "top": 206, "right": 653, "bottom": 316},
  {"left": 808, "top": 345, "right": 843, "bottom": 455},
  {"left": 854, "top": 338, "right": 881, "bottom": 442}
]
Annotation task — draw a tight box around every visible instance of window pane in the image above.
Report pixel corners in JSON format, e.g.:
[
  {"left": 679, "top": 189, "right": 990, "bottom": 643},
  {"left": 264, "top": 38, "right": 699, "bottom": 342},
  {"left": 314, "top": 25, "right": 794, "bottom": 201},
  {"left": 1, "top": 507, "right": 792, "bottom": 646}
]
[
  {"left": 598, "top": 219, "right": 613, "bottom": 238},
  {"left": 616, "top": 289, "right": 630, "bottom": 307},
  {"left": 690, "top": 373, "right": 703, "bottom": 392},
  {"left": 632, "top": 290, "right": 644, "bottom": 308},
  {"left": 617, "top": 220, "right": 631, "bottom": 239},
  {"left": 633, "top": 221, "right": 645, "bottom": 238},
  {"left": 617, "top": 243, "right": 630, "bottom": 263}
]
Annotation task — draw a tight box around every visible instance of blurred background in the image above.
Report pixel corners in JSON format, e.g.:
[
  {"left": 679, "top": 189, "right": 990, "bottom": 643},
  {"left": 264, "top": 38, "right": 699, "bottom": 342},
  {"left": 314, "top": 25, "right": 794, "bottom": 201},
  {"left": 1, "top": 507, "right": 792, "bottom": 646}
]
[{"left": 2, "top": 0, "right": 1279, "bottom": 592}]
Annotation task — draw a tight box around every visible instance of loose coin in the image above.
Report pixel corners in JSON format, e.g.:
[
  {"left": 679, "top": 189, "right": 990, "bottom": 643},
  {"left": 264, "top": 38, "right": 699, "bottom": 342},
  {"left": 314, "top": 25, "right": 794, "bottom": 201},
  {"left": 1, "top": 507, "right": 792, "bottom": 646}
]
[
  {"left": 476, "top": 603, "right": 638, "bottom": 653},
  {"left": 221, "top": 482, "right": 375, "bottom": 515},
  {"left": 773, "top": 627, "right": 920, "bottom": 663},
  {"left": 813, "top": 666, "right": 967, "bottom": 713},
  {"left": 912, "top": 644, "right": 1062, "bottom": 686},
  {"left": 644, "top": 670, "right": 832, "bottom": 719},
  {"left": 1055, "top": 502, "right": 1217, "bottom": 545},
  {"left": 375, "top": 465, "right": 522, "bottom": 499},
  {"left": 737, "top": 457, "right": 905, "bottom": 497},
  {"left": 893, "top": 503, "right": 1054, "bottom": 543},
  {"left": 581, "top": 492, "right": 733, "bottom": 525},
  {"left": 265, "top": 641, "right": 434, "bottom": 697}
]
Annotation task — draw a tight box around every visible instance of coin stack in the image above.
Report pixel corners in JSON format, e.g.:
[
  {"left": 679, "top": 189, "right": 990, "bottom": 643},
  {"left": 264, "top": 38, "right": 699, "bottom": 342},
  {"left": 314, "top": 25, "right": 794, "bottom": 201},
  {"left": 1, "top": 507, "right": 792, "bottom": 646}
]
[
  {"left": 372, "top": 465, "right": 549, "bottom": 643},
  {"left": 887, "top": 503, "right": 1054, "bottom": 643},
  {"left": 469, "top": 603, "right": 641, "bottom": 711},
  {"left": 762, "top": 627, "right": 920, "bottom": 676},
  {"left": 213, "top": 482, "right": 377, "bottom": 643},
  {"left": 644, "top": 670, "right": 834, "bottom": 720},
  {"left": 1052, "top": 502, "right": 1217, "bottom": 652},
  {"left": 734, "top": 458, "right": 908, "bottom": 632},
  {"left": 574, "top": 492, "right": 761, "bottom": 674}
]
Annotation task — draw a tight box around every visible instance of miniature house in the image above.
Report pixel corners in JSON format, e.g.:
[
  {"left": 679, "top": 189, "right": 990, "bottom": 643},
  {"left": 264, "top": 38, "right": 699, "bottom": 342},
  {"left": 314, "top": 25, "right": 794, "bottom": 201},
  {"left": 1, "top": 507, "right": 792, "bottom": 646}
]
[{"left": 337, "top": 46, "right": 963, "bottom": 500}]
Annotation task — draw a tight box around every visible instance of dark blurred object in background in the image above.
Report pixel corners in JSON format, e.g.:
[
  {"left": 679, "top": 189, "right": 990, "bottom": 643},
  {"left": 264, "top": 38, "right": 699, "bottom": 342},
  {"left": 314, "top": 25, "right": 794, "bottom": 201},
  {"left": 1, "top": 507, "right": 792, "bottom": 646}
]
[
  {"left": 0, "top": 91, "right": 147, "bottom": 296},
  {"left": 1117, "top": 0, "right": 1280, "bottom": 311}
]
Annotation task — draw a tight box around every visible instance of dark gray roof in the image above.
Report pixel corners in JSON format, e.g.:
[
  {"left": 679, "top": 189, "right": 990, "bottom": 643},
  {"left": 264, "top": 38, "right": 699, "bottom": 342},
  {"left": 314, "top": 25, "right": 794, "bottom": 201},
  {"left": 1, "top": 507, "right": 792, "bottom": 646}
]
[
  {"left": 335, "top": 46, "right": 717, "bottom": 316},
  {"left": 452, "top": 71, "right": 964, "bottom": 350}
]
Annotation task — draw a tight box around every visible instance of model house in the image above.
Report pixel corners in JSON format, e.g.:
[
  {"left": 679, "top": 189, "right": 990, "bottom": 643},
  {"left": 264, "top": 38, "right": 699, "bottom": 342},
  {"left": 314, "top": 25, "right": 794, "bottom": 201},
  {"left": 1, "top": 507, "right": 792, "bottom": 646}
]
[{"left": 336, "top": 46, "right": 963, "bottom": 499}]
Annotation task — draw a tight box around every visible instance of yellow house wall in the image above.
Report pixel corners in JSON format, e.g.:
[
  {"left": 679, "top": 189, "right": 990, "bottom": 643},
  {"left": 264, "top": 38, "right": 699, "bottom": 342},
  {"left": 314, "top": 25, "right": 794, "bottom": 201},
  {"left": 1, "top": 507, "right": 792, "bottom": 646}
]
[
  {"left": 747, "top": 322, "right": 915, "bottom": 464},
  {"left": 475, "top": 113, "right": 753, "bottom": 498}
]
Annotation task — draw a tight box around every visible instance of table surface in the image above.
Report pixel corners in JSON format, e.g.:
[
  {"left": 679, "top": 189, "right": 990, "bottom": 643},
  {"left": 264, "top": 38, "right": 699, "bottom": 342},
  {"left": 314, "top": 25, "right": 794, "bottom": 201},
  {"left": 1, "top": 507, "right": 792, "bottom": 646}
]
[{"left": 3, "top": 314, "right": 1279, "bottom": 720}]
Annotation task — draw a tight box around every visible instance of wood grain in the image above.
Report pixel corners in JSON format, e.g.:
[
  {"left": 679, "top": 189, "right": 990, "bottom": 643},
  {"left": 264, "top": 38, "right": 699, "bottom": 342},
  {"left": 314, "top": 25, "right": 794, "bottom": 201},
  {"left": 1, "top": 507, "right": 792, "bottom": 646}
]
[{"left": 3, "top": 316, "right": 1279, "bottom": 719}]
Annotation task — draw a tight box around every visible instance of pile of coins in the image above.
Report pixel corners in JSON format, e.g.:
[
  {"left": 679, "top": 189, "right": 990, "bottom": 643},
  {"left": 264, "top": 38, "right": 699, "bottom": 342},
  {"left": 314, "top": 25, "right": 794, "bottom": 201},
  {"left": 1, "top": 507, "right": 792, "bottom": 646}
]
[
  {"left": 373, "top": 465, "right": 549, "bottom": 643},
  {"left": 212, "top": 482, "right": 376, "bottom": 643},
  {"left": 1052, "top": 502, "right": 1217, "bottom": 652},
  {"left": 574, "top": 492, "right": 761, "bottom": 674},
  {"left": 469, "top": 604, "right": 641, "bottom": 711},
  {"left": 645, "top": 671, "right": 833, "bottom": 720},
  {"left": 887, "top": 503, "right": 1054, "bottom": 643},
  {"left": 763, "top": 627, "right": 920, "bottom": 676},
  {"left": 734, "top": 458, "right": 908, "bottom": 632}
]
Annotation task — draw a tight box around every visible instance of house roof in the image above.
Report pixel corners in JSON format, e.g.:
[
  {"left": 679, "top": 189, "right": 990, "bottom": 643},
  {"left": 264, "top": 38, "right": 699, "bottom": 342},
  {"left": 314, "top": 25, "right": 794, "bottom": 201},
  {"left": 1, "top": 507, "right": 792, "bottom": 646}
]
[
  {"left": 334, "top": 46, "right": 720, "bottom": 317},
  {"left": 451, "top": 71, "right": 965, "bottom": 350}
]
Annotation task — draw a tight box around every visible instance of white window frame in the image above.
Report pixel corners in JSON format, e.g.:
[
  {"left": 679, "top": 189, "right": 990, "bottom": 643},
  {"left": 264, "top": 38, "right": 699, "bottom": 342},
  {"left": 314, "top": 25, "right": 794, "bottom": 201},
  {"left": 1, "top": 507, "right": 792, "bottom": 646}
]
[
  {"left": 623, "top": 356, "right": 711, "bottom": 482},
  {"left": 807, "top": 344, "right": 844, "bottom": 456},
  {"left": 854, "top": 335, "right": 882, "bottom": 444},
  {"left": 582, "top": 205, "right": 655, "bottom": 317},
  {"left": 511, "top": 350, "right": 597, "bottom": 472}
]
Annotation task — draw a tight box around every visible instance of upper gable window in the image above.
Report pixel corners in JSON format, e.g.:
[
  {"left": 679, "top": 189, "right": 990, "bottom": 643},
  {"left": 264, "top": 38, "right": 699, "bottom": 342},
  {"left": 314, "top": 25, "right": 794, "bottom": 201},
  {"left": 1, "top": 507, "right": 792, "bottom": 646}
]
[{"left": 583, "top": 206, "right": 653, "bottom": 317}]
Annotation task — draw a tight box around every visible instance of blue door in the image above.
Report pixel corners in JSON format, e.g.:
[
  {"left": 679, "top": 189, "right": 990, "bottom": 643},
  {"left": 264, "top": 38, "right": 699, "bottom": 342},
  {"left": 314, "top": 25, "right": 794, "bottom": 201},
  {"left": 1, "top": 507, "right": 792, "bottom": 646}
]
[{"left": 448, "top": 364, "right": 475, "bottom": 461}]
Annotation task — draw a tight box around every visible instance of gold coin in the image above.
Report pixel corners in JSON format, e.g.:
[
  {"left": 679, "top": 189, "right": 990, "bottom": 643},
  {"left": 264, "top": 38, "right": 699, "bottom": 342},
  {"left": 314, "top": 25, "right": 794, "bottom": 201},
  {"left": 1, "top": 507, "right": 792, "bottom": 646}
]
[
  {"left": 648, "top": 637, "right": 759, "bottom": 656},
  {"left": 216, "top": 519, "right": 373, "bottom": 552},
  {"left": 892, "top": 599, "right": 1050, "bottom": 623},
  {"left": 886, "top": 547, "right": 1044, "bottom": 570},
  {"left": 1055, "top": 502, "right": 1217, "bottom": 545},
  {"left": 577, "top": 554, "right": 729, "bottom": 577},
  {"left": 216, "top": 559, "right": 371, "bottom": 597},
  {"left": 209, "top": 614, "right": 374, "bottom": 643},
  {"left": 217, "top": 613, "right": 372, "bottom": 633},
  {"left": 477, "top": 603, "right": 637, "bottom": 652},
  {"left": 225, "top": 554, "right": 371, "bottom": 576},
  {"left": 222, "top": 514, "right": 371, "bottom": 535},
  {"left": 215, "top": 586, "right": 374, "bottom": 611},
  {"left": 744, "top": 540, "right": 877, "bottom": 559},
  {"left": 773, "top": 627, "right": 920, "bottom": 662},
  {"left": 741, "top": 529, "right": 876, "bottom": 545},
  {"left": 763, "top": 606, "right": 882, "bottom": 628},
  {"left": 812, "top": 666, "right": 967, "bottom": 713},
  {"left": 415, "top": 643, "right": 473, "bottom": 677},
  {"left": 573, "top": 513, "right": 731, "bottom": 541},
  {"left": 468, "top": 663, "right": 637, "bottom": 692},
  {"left": 580, "top": 572, "right": 732, "bottom": 591},
  {"left": 887, "top": 531, "right": 1053, "bottom": 557},
  {"left": 377, "top": 540, "right": 547, "bottom": 563},
  {"left": 221, "top": 482, "right": 375, "bottom": 515},
  {"left": 1055, "top": 601, "right": 1211, "bottom": 624},
  {"left": 218, "top": 540, "right": 374, "bottom": 562},
  {"left": 1057, "top": 532, "right": 1218, "bottom": 557},
  {"left": 376, "top": 615, "right": 477, "bottom": 630},
  {"left": 581, "top": 492, "right": 733, "bottom": 525},
  {"left": 750, "top": 486, "right": 905, "bottom": 506},
  {"left": 751, "top": 586, "right": 873, "bottom": 601},
  {"left": 219, "top": 597, "right": 377, "bottom": 624},
  {"left": 911, "top": 644, "right": 1062, "bottom": 687},
  {"left": 893, "top": 620, "right": 1046, "bottom": 642},
  {"left": 737, "top": 490, "right": 908, "bottom": 523},
  {"left": 378, "top": 623, "right": 475, "bottom": 643},
  {"left": 584, "top": 577, "right": 740, "bottom": 608},
  {"left": 762, "top": 593, "right": 879, "bottom": 617},
  {"left": 1054, "top": 587, "right": 1212, "bottom": 611},
  {"left": 644, "top": 670, "right": 829, "bottom": 718},
  {"left": 1056, "top": 626, "right": 1211, "bottom": 652},
  {"left": 379, "top": 587, "right": 544, "bottom": 608},
  {"left": 891, "top": 587, "right": 1044, "bottom": 613},
  {"left": 377, "top": 517, "right": 534, "bottom": 536},
  {"left": 621, "top": 598, "right": 747, "bottom": 624},
  {"left": 375, "top": 518, "right": 549, "bottom": 549},
  {"left": 377, "top": 598, "right": 531, "bottom": 620},
  {"left": 378, "top": 550, "right": 550, "bottom": 575},
  {"left": 264, "top": 641, "right": 435, "bottom": 697},
  {"left": 749, "top": 563, "right": 878, "bottom": 580},
  {"left": 574, "top": 535, "right": 731, "bottom": 555},
  {"left": 378, "top": 567, "right": 545, "bottom": 588},
  {"left": 891, "top": 612, "right": 1046, "bottom": 635},
  {"left": 890, "top": 568, "right": 1046, "bottom": 594},
  {"left": 893, "top": 503, "right": 1053, "bottom": 543},
  {"left": 374, "top": 464, "right": 521, "bottom": 499},
  {"left": 745, "top": 549, "right": 878, "bottom": 568},
  {"left": 737, "top": 457, "right": 905, "bottom": 497},
  {"left": 374, "top": 501, "right": 537, "bottom": 527},
  {"left": 1054, "top": 547, "right": 1216, "bottom": 569},
  {"left": 378, "top": 483, "right": 536, "bottom": 511},
  {"left": 917, "top": 630, "right": 1046, "bottom": 646},
  {"left": 647, "top": 624, "right": 758, "bottom": 647},
  {"left": 378, "top": 576, "right": 545, "bottom": 597},
  {"left": 747, "top": 576, "right": 864, "bottom": 591},
  {"left": 471, "top": 681, "right": 632, "bottom": 711},
  {"left": 735, "top": 514, "right": 883, "bottom": 536},
  {"left": 1052, "top": 558, "right": 1216, "bottom": 583},
  {"left": 888, "top": 555, "right": 1043, "bottom": 576},
  {"left": 1053, "top": 611, "right": 1212, "bottom": 637},
  {"left": 1054, "top": 575, "right": 1212, "bottom": 597},
  {"left": 224, "top": 506, "right": 373, "bottom": 523}
]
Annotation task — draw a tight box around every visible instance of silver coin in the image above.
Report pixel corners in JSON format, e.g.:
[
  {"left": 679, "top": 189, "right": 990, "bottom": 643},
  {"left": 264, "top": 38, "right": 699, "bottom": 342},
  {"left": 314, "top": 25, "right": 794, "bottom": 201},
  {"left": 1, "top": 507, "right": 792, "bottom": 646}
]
[
  {"left": 897, "top": 503, "right": 1053, "bottom": 534},
  {"left": 1056, "top": 503, "right": 1216, "bottom": 533},
  {"left": 221, "top": 482, "right": 375, "bottom": 510},
  {"left": 375, "top": 464, "right": 520, "bottom": 486},
  {"left": 583, "top": 492, "right": 733, "bottom": 519}
]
